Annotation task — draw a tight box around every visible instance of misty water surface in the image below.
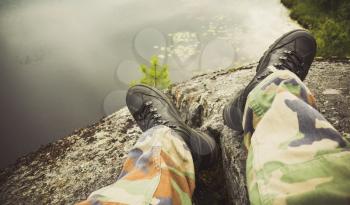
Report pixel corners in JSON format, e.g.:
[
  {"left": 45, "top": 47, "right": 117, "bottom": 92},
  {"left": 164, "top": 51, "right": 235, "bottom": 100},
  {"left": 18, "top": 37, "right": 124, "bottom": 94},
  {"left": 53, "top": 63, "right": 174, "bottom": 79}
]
[{"left": 0, "top": 0, "right": 299, "bottom": 168}]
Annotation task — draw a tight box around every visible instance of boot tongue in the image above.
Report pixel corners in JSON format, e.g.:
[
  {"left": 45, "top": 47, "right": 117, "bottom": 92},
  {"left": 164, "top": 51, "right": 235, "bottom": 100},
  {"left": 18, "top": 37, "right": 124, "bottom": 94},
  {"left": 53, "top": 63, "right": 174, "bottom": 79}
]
[
  {"left": 295, "top": 36, "right": 313, "bottom": 56},
  {"left": 270, "top": 48, "right": 302, "bottom": 74},
  {"left": 270, "top": 49, "right": 285, "bottom": 64},
  {"left": 126, "top": 93, "right": 144, "bottom": 113},
  {"left": 142, "top": 99, "right": 177, "bottom": 130},
  {"left": 282, "top": 51, "right": 303, "bottom": 76}
]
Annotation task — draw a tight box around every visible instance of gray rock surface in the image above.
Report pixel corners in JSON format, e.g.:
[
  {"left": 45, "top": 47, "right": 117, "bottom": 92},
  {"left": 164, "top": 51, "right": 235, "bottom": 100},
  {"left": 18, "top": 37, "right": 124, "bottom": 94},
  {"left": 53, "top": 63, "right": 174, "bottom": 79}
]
[{"left": 1, "top": 59, "right": 349, "bottom": 205}]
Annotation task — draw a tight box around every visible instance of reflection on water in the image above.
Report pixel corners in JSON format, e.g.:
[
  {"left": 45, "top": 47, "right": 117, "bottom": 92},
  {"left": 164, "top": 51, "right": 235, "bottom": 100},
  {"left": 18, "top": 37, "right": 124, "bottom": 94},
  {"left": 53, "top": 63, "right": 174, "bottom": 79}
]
[{"left": 0, "top": 0, "right": 299, "bottom": 168}]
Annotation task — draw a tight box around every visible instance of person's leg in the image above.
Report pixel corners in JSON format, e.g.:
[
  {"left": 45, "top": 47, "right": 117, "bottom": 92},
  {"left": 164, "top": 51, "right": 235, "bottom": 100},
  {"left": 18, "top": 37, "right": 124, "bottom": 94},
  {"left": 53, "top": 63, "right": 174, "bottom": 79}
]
[
  {"left": 77, "top": 125, "right": 195, "bottom": 205},
  {"left": 244, "top": 70, "right": 350, "bottom": 205},
  {"left": 224, "top": 29, "right": 350, "bottom": 205},
  {"left": 78, "top": 84, "right": 218, "bottom": 205}
]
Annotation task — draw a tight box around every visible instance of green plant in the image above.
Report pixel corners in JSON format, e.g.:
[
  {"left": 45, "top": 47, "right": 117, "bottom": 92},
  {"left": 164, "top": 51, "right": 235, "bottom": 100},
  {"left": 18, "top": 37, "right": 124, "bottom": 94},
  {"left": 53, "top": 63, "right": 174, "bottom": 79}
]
[
  {"left": 314, "top": 19, "right": 350, "bottom": 57},
  {"left": 131, "top": 56, "right": 171, "bottom": 90},
  {"left": 282, "top": 0, "right": 350, "bottom": 57}
]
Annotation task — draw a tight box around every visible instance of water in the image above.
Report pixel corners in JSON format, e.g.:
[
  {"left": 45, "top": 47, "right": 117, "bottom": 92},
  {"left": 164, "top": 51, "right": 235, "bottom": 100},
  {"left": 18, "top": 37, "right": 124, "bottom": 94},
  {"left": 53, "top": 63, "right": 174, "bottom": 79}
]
[{"left": 0, "top": 0, "right": 299, "bottom": 168}]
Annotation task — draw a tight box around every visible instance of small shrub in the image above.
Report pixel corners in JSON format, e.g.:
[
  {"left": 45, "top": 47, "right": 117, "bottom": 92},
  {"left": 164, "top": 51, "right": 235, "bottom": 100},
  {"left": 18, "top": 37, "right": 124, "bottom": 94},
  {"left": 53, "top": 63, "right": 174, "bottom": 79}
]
[
  {"left": 314, "top": 19, "right": 350, "bottom": 57},
  {"left": 131, "top": 56, "right": 171, "bottom": 90},
  {"left": 282, "top": 0, "right": 350, "bottom": 57}
]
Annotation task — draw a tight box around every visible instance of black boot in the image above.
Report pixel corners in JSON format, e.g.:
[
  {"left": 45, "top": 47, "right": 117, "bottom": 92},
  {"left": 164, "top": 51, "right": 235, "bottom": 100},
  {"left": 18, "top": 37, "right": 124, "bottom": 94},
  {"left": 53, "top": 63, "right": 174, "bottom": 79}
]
[
  {"left": 126, "top": 84, "right": 218, "bottom": 170},
  {"left": 223, "top": 29, "right": 317, "bottom": 132}
]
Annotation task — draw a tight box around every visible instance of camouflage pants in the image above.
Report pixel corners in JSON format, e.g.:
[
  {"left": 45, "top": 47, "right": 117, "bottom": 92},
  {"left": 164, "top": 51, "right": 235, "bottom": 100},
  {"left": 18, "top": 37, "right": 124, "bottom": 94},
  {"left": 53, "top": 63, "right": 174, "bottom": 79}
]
[
  {"left": 77, "top": 125, "right": 195, "bottom": 205},
  {"left": 244, "top": 70, "right": 350, "bottom": 205},
  {"left": 78, "top": 70, "right": 350, "bottom": 205}
]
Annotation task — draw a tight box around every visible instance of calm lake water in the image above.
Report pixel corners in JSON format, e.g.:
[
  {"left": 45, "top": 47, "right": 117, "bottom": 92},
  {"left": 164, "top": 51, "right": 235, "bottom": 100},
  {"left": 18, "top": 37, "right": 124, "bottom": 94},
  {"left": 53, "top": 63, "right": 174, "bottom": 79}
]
[{"left": 0, "top": 0, "right": 299, "bottom": 168}]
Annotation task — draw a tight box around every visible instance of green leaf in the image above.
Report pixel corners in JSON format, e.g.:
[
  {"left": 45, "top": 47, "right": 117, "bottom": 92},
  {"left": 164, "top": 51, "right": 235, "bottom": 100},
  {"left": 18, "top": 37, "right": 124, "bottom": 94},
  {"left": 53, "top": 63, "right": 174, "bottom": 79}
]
[{"left": 130, "top": 56, "right": 172, "bottom": 89}]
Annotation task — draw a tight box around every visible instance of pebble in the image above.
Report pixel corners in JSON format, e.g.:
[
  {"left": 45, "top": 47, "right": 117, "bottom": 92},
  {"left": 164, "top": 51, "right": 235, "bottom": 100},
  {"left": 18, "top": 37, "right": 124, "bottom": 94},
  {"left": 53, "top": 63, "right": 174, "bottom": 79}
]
[{"left": 322, "top": 89, "right": 341, "bottom": 95}]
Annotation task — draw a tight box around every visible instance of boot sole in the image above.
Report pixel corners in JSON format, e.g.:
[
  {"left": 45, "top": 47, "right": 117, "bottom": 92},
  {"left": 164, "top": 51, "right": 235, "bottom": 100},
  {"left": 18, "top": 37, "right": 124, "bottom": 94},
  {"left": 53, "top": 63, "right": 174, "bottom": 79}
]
[{"left": 223, "top": 99, "right": 243, "bottom": 132}]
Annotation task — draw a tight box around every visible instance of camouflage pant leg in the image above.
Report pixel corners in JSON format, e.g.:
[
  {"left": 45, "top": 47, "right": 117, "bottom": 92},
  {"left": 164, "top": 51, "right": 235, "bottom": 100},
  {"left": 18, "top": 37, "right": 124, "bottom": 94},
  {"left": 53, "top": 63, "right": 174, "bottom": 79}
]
[
  {"left": 77, "top": 125, "right": 195, "bottom": 205},
  {"left": 243, "top": 70, "right": 350, "bottom": 205}
]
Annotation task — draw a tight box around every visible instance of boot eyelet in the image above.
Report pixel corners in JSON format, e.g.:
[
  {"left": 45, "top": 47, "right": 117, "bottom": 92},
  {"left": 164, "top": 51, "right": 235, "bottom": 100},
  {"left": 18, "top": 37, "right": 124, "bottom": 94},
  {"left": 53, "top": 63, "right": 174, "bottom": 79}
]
[
  {"left": 279, "top": 56, "right": 287, "bottom": 60},
  {"left": 145, "top": 101, "right": 153, "bottom": 106}
]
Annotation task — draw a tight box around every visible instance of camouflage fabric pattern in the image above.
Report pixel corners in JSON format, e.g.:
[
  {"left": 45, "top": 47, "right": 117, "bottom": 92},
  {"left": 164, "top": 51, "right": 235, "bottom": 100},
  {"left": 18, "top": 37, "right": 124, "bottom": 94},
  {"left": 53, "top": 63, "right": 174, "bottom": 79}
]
[
  {"left": 243, "top": 69, "right": 350, "bottom": 205},
  {"left": 77, "top": 125, "right": 195, "bottom": 205}
]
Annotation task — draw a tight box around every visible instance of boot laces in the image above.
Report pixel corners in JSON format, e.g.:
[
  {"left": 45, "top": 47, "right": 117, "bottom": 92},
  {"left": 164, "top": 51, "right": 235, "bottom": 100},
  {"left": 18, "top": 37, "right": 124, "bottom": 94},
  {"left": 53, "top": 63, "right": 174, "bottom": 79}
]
[
  {"left": 273, "top": 50, "right": 304, "bottom": 75},
  {"left": 139, "top": 101, "right": 177, "bottom": 128}
]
